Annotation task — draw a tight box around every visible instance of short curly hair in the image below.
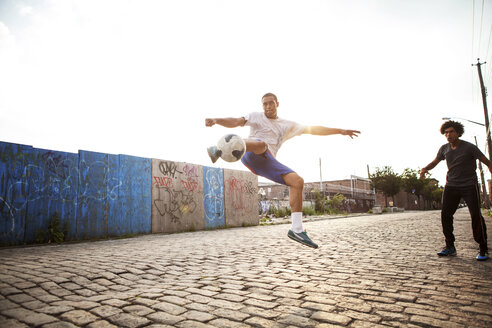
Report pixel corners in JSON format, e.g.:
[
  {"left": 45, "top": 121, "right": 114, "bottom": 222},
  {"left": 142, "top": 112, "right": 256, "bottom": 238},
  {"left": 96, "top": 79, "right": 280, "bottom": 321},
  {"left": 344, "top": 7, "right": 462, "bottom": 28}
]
[{"left": 440, "top": 120, "right": 464, "bottom": 137}]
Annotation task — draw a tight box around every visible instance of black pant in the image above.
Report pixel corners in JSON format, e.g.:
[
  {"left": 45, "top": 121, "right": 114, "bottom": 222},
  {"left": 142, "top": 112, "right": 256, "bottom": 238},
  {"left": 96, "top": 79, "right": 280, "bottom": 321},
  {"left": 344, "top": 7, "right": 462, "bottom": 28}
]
[{"left": 441, "top": 184, "right": 488, "bottom": 252}]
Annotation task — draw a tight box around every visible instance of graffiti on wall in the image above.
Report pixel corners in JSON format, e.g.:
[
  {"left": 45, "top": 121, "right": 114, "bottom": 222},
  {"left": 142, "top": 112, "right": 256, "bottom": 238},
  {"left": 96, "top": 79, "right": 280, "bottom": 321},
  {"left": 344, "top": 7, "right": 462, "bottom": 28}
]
[
  {"left": 1, "top": 146, "right": 81, "bottom": 242},
  {"left": 29, "top": 155, "right": 78, "bottom": 202},
  {"left": 25, "top": 150, "right": 80, "bottom": 242},
  {"left": 2, "top": 141, "right": 257, "bottom": 244},
  {"left": 152, "top": 161, "right": 200, "bottom": 224},
  {"left": 203, "top": 167, "right": 224, "bottom": 228},
  {"left": 1, "top": 144, "right": 31, "bottom": 242},
  {"left": 153, "top": 187, "right": 197, "bottom": 223},
  {"left": 225, "top": 176, "right": 257, "bottom": 214},
  {"left": 181, "top": 164, "right": 200, "bottom": 192},
  {"left": 1, "top": 143, "right": 152, "bottom": 244}
]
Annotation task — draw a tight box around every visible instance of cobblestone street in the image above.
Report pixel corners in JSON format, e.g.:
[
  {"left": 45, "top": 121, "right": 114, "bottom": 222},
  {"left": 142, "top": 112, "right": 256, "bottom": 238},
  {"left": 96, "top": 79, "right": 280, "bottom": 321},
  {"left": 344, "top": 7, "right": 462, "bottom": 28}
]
[{"left": 1, "top": 209, "right": 491, "bottom": 328}]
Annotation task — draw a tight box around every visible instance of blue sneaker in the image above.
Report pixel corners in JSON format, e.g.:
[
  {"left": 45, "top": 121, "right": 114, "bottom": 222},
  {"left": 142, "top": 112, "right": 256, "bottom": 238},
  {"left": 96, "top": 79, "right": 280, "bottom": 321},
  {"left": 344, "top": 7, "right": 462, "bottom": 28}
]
[
  {"left": 207, "top": 146, "right": 221, "bottom": 163},
  {"left": 437, "top": 247, "right": 456, "bottom": 257},
  {"left": 288, "top": 230, "right": 318, "bottom": 249},
  {"left": 476, "top": 251, "right": 489, "bottom": 261}
]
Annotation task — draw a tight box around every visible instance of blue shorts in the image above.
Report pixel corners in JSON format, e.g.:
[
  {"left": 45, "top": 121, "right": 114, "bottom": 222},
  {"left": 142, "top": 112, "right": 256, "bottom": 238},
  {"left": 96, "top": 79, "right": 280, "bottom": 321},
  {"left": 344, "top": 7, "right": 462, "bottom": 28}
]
[{"left": 241, "top": 150, "right": 294, "bottom": 185}]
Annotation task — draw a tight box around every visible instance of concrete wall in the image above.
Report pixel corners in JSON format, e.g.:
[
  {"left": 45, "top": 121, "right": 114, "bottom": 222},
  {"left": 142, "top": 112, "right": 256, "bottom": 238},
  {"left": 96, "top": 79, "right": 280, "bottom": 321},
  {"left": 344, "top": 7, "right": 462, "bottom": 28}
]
[
  {"left": 151, "top": 159, "right": 205, "bottom": 233},
  {"left": 224, "top": 169, "right": 258, "bottom": 227},
  {"left": 0, "top": 141, "right": 258, "bottom": 246}
]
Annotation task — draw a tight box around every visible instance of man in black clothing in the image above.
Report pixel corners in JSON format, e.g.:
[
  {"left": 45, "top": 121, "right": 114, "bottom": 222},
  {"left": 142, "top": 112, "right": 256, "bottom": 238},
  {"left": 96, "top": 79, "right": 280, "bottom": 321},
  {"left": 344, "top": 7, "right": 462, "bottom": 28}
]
[{"left": 420, "top": 120, "right": 490, "bottom": 261}]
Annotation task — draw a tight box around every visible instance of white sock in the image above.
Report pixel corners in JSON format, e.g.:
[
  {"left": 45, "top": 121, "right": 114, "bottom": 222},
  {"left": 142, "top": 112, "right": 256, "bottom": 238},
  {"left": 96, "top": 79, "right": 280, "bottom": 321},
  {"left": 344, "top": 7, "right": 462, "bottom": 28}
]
[{"left": 290, "top": 212, "right": 303, "bottom": 233}]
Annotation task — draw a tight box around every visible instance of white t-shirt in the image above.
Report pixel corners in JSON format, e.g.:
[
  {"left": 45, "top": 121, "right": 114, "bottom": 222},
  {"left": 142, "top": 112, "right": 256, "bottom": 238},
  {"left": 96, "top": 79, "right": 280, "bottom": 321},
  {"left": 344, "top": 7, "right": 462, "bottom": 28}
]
[{"left": 244, "top": 112, "right": 305, "bottom": 157}]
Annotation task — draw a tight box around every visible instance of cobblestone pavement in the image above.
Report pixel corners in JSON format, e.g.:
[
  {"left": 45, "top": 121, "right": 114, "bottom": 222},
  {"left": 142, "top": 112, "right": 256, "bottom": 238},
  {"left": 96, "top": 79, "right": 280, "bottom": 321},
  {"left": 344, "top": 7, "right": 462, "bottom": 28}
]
[{"left": 1, "top": 209, "right": 491, "bottom": 328}]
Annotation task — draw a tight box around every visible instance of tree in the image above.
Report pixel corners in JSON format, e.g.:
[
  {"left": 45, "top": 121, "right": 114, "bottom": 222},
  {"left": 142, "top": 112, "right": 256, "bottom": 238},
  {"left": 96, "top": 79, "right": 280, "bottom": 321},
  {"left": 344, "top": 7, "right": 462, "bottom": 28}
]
[
  {"left": 401, "top": 168, "right": 426, "bottom": 209},
  {"left": 370, "top": 166, "right": 402, "bottom": 207},
  {"left": 311, "top": 189, "right": 326, "bottom": 214},
  {"left": 422, "top": 178, "right": 443, "bottom": 209}
]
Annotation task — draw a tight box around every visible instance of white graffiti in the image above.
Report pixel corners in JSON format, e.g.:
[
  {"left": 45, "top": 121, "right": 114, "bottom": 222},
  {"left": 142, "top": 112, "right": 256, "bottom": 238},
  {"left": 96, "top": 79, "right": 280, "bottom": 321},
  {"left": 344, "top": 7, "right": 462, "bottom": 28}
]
[
  {"left": 78, "top": 160, "right": 122, "bottom": 203},
  {"left": 1, "top": 155, "right": 123, "bottom": 239},
  {"left": 203, "top": 169, "right": 224, "bottom": 223},
  {"left": 0, "top": 196, "right": 15, "bottom": 234}
]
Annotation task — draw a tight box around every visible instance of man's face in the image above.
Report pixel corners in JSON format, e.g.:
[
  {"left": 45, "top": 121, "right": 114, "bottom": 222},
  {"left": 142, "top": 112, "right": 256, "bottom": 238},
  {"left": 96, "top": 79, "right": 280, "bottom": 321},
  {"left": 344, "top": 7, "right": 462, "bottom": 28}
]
[
  {"left": 444, "top": 127, "right": 459, "bottom": 144},
  {"left": 262, "top": 96, "right": 279, "bottom": 119}
]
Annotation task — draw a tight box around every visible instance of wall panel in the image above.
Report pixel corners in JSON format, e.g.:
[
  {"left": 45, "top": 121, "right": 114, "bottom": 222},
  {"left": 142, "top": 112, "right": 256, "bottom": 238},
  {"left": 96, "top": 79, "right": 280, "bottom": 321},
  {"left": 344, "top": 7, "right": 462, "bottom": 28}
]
[
  {"left": 203, "top": 166, "right": 225, "bottom": 229},
  {"left": 152, "top": 159, "right": 204, "bottom": 233},
  {"left": 25, "top": 148, "right": 79, "bottom": 243},
  {"left": 223, "top": 169, "right": 258, "bottom": 227},
  {"left": 116, "top": 154, "right": 152, "bottom": 236},
  {"left": 0, "top": 142, "right": 31, "bottom": 245},
  {"left": 77, "top": 150, "right": 119, "bottom": 239}
]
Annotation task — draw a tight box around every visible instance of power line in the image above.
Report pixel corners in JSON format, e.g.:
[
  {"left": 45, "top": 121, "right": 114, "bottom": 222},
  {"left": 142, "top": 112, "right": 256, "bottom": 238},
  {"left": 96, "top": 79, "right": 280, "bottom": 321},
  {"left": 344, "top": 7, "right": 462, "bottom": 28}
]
[
  {"left": 472, "top": 0, "right": 476, "bottom": 59},
  {"left": 471, "top": 1, "right": 492, "bottom": 103},
  {"left": 485, "top": 25, "right": 492, "bottom": 87},
  {"left": 477, "top": 0, "right": 485, "bottom": 55},
  {"left": 486, "top": 25, "right": 492, "bottom": 64},
  {"left": 472, "top": 0, "right": 476, "bottom": 103}
]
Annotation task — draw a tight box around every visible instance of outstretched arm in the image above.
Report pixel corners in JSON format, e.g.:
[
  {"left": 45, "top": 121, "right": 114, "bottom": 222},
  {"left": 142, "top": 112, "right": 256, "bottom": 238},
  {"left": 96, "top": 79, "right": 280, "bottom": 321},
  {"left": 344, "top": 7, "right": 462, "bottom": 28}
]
[
  {"left": 420, "top": 158, "right": 441, "bottom": 179},
  {"left": 205, "top": 117, "right": 246, "bottom": 128},
  {"left": 304, "top": 126, "right": 360, "bottom": 139},
  {"left": 479, "top": 155, "right": 492, "bottom": 175}
]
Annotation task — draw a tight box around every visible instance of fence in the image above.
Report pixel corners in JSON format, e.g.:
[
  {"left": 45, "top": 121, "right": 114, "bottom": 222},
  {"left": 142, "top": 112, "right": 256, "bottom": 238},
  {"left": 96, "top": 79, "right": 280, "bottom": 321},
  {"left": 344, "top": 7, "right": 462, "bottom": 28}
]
[{"left": 0, "top": 141, "right": 258, "bottom": 246}]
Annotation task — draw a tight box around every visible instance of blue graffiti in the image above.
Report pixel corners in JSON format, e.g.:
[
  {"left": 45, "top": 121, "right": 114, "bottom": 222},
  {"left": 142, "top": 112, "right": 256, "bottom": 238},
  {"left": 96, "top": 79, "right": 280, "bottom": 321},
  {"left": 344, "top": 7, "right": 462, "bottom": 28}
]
[
  {"left": 1, "top": 149, "right": 125, "bottom": 241},
  {"left": 203, "top": 168, "right": 224, "bottom": 226}
]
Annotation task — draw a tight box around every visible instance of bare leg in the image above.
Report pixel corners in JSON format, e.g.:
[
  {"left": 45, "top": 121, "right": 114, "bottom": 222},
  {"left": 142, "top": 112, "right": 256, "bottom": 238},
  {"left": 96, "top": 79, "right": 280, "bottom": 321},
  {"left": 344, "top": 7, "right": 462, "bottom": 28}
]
[
  {"left": 283, "top": 172, "right": 317, "bottom": 248},
  {"left": 245, "top": 139, "right": 267, "bottom": 155},
  {"left": 282, "top": 172, "right": 304, "bottom": 212}
]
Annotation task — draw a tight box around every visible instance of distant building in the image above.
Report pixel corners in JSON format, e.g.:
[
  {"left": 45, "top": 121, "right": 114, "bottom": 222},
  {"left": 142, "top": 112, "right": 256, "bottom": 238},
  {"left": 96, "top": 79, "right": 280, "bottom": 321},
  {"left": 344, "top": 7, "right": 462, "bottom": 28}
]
[
  {"left": 258, "top": 176, "right": 429, "bottom": 213},
  {"left": 258, "top": 176, "right": 376, "bottom": 213}
]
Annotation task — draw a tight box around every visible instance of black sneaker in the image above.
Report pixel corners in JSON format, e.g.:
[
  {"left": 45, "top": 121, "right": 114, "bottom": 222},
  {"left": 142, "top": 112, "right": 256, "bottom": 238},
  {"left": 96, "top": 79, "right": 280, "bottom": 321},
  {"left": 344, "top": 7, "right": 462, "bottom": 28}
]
[
  {"left": 437, "top": 247, "right": 456, "bottom": 257},
  {"left": 477, "top": 251, "right": 489, "bottom": 261},
  {"left": 288, "top": 230, "right": 318, "bottom": 249}
]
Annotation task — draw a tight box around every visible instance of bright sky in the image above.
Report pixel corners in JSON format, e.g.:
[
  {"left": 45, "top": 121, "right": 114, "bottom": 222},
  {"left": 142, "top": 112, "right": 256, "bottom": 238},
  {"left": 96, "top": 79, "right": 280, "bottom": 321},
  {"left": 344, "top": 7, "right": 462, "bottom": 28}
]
[{"left": 1, "top": 0, "right": 492, "bottom": 187}]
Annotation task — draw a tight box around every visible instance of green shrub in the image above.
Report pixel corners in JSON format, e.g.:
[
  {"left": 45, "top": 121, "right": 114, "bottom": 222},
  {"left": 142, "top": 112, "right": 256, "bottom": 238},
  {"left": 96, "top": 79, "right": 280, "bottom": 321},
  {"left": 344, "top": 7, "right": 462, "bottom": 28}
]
[
  {"left": 35, "top": 211, "right": 65, "bottom": 244},
  {"left": 274, "top": 207, "right": 291, "bottom": 217},
  {"left": 327, "top": 193, "right": 345, "bottom": 214},
  {"left": 303, "top": 206, "right": 316, "bottom": 216}
]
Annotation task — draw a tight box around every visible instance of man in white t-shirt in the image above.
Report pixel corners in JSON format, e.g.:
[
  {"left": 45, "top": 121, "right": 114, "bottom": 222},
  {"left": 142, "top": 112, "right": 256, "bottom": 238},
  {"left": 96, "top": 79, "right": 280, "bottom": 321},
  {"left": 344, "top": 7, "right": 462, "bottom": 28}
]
[{"left": 205, "top": 93, "right": 360, "bottom": 248}]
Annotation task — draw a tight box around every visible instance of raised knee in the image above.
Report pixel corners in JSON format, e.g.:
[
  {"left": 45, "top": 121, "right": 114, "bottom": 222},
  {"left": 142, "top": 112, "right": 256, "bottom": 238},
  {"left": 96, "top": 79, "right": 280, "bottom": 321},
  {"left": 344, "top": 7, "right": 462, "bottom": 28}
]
[
  {"left": 246, "top": 140, "right": 267, "bottom": 154},
  {"left": 293, "top": 176, "right": 304, "bottom": 189},
  {"left": 259, "top": 140, "right": 267, "bottom": 152}
]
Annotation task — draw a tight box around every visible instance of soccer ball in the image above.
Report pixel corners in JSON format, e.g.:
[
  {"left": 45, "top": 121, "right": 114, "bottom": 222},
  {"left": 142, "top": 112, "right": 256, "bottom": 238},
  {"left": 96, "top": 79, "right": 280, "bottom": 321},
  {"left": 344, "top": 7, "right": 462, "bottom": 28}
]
[{"left": 217, "top": 134, "right": 246, "bottom": 162}]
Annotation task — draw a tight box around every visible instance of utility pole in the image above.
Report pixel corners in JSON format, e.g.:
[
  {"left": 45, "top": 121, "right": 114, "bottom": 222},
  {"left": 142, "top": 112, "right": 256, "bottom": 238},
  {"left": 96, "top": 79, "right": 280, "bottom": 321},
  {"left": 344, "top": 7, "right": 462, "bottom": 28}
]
[
  {"left": 475, "top": 136, "right": 490, "bottom": 208},
  {"left": 473, "top": 59, "right": 492, "bottom": 157},
  {"left": 473, "top": 58, "right": 491, "bottom": 206}
]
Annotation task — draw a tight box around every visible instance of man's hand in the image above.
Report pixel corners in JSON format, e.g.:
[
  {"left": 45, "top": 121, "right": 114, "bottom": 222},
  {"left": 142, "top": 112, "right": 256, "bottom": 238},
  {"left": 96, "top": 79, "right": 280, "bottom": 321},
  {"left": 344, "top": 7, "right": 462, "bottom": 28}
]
[
  {"left": 341, "top": 130, "right": 361, "bottom": 139},
  {"left": 419, "top": 159, "right": 440, "bottom": 179},
  {"left": 205, "top": 118, "right": 216, "bottom": 127}
]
